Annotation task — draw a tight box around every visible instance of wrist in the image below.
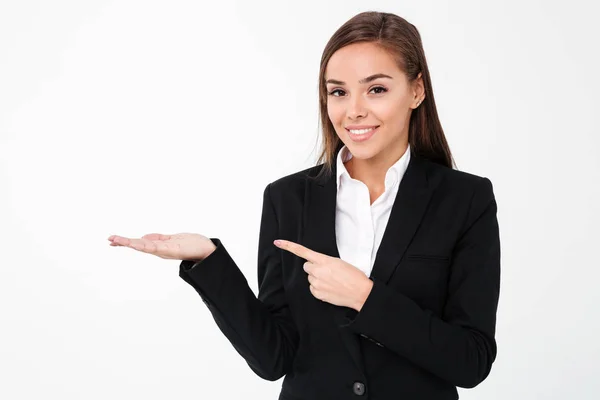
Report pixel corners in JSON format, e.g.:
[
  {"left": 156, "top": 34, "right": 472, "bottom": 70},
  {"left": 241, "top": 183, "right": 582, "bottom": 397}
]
[
  {"left": 188, "top": 241, "right": 218, "bottom": 263},
  {"left": 354, "top": 277, "right": 373, "bottom": 312}
]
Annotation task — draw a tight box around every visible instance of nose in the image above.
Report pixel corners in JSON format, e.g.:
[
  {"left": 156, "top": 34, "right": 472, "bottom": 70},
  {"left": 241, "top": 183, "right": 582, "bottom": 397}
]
[{"left": 347, "top": 95, "right": 367, "bottom": 120}]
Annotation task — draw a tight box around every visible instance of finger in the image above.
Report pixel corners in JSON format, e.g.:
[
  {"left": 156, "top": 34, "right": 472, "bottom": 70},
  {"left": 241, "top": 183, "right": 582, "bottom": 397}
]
[
  {"left": 111, "top": 236, "right": 158, "bottom": 254},
  {"left": 129, "top": 238, "right": 165, "bottom": 253},
  {"left": 109, "top": 235, "right": 131, "bottom": 246},
  {"left": 308, "top": 284, "right": 323, "bottom": 301},
  {"left": 275, "top": 240, "right": 326, "bottom": 263},
  {"left": 307, "top": 274, "right": 317, "bottom": 287},
  {"left": 303, "top": 261, "right": 316, "bottom": 275},
  {"left": 142, "top": 233, "right": 172, "bottom": 241},
  {"left": 108, "top": 235, "right": 126, "bottom": 243}
]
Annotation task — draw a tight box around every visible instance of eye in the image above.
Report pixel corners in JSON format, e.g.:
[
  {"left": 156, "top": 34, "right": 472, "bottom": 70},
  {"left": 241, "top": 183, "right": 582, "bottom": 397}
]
[
  {"left": 328, "top": 89, "right": 345, "bottom": 97},
  {"left": 370, "top": 86, "right": 388, "bottom": 94},
  {"left": 327, "top": 86, "right": 388, "bottom": 97}
]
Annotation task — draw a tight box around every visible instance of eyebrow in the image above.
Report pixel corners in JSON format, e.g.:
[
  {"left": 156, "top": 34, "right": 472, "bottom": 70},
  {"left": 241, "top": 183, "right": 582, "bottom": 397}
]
[{"left": 325, "top": 73, "right": 393, "bottom": 85}]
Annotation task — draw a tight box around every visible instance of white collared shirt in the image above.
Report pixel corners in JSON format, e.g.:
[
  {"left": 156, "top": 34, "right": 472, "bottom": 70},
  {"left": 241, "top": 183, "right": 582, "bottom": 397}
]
[{"left": 335, "top": 144, "right": 411, "bottom": 277}]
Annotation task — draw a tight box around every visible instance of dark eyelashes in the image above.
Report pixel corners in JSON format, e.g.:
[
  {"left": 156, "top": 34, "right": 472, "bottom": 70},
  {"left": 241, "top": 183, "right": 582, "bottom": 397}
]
[{"left": 327, "top": 86, "right": 388, "bottom": 97}]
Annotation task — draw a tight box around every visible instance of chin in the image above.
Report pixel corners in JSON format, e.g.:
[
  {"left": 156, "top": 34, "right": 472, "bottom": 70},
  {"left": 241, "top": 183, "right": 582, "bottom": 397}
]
[{"left": 344, "top": 143, "right": 381, "bottom": 160}]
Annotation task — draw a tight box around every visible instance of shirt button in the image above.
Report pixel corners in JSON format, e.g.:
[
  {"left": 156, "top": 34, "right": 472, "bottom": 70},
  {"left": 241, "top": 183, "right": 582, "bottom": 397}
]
[{"left": 353, "top": 381, "right": 365, "bottom": 396}]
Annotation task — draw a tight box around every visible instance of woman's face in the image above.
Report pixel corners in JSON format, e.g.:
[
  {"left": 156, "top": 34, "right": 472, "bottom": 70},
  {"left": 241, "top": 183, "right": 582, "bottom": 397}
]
[{"left": 325, "top": 42, "right": 423, "bottom": 164}]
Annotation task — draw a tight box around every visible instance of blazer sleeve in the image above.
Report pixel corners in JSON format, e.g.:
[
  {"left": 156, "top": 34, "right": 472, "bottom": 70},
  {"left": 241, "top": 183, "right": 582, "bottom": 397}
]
[
  {"left": 178, "top": 183, "right": 299, "bottom": 381},
  {"left": 342, "top": 177, "right": 501, "bottom": 388}
]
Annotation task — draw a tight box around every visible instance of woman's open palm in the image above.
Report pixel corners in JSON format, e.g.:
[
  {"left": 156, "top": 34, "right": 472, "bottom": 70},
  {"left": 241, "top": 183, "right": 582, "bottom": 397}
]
[{"left": 107, "top": 232, "right": 216, "bottom": 261}]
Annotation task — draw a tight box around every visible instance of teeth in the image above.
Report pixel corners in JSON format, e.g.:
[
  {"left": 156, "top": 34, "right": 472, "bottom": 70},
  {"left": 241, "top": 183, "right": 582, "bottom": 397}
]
[{"left": 349, "top": 127, "right": 375, "bottom": 134}]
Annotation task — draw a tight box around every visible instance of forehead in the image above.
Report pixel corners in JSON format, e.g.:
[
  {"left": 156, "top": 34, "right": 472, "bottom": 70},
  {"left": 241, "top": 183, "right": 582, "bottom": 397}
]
[{"left": 325, "top": 42, "right": 403, "bottom": 81}]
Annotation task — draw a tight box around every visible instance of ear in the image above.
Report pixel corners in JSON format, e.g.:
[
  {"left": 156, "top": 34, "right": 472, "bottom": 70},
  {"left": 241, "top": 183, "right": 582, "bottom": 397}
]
[{"left": 412, "top": 72, "right": 425, "bottom": 109}]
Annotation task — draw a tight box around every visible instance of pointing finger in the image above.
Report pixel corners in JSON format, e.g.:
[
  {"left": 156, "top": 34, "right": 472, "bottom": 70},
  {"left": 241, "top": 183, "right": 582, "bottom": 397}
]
[{"left": 274, "top": 239, "right": 327, "bottom": 263}]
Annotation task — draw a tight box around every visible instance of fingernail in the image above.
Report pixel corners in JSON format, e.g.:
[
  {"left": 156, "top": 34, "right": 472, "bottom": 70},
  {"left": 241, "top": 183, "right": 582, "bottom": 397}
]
[{"left": 274, "top": 240, "right": 281, "bottom": 246}]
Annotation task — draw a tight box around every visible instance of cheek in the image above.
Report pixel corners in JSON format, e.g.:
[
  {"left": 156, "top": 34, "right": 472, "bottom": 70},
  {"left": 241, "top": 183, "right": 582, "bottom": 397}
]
[
  {"left": 327, "top": 102, "right": 339, "bottom": 120},
  {"left": 326, "top": 103, "right": 343, "bottom": 124},
  {"left": 378, "top": 100, "right": 410, "bottom": 126}
]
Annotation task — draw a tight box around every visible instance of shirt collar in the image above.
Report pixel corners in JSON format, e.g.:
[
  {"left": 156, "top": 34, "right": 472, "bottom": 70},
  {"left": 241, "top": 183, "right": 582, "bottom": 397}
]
[{"left": 336, "top": 143, "right": 411, "bottom": 191}]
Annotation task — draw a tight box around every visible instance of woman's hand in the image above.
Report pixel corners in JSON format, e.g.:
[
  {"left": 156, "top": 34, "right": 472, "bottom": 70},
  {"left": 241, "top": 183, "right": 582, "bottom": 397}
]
[
  {"left": 274, "top": 239, "right": 374, "bottom": 312},
  {"left": 107, "top": 232, "right": 217, "bottom": 261}
]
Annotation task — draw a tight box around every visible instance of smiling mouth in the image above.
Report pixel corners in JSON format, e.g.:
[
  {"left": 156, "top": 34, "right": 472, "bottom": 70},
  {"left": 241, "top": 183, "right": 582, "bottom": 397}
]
[
  {"left": 346, "top": 126, "right": 379, "bottom": 142},
  {"left": 346, "top": 126, "right": 379, "bottom": 134}
]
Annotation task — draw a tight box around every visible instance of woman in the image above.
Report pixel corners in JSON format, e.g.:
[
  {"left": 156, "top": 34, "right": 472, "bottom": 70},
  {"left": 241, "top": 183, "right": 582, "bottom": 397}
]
[{"left": 109, "top": 11, "right": 500, "bottom": 400}]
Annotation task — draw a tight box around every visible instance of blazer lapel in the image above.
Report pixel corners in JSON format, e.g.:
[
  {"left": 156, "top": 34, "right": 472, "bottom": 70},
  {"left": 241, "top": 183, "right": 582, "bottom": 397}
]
[
  {"left": 302, "top": 147, "right": 435, "bottom": 375},
  {"left": 303, "top": 156, "right": 362, "bottom": 373},
  {"left": 370, "top": 150, "right": 434, "bottom": 284}
]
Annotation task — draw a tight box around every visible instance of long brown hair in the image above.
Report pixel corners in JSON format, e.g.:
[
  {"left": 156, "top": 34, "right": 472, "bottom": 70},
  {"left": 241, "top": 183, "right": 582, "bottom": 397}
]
[{"left": 315, "top": 11, "right": 455, "bottom": 180}]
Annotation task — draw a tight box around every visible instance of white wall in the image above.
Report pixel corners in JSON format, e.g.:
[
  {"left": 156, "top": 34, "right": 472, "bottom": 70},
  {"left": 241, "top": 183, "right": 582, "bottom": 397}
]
[{"left": 1, "top": 0, "right": 598, "bottom": 398}]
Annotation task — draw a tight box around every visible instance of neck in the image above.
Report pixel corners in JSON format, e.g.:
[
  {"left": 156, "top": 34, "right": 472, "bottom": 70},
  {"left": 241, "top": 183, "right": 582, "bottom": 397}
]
[{"left": 345, "top": 140, "right": 409, "bottom": 191}]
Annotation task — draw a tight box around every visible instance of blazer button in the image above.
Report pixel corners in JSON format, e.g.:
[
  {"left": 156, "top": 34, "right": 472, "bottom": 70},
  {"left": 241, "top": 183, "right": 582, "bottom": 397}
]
[{"left": 352, "top": 381, "right": 365, "bottom": 396}]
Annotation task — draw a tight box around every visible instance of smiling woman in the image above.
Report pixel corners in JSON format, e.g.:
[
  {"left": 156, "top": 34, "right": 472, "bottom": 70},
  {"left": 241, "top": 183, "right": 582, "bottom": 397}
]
[
  {"left": 325, "top": 46, "right": 422, "bottom": 164},
  {"left": 109, "top": 10, "right": 500, "bottom": 400}
]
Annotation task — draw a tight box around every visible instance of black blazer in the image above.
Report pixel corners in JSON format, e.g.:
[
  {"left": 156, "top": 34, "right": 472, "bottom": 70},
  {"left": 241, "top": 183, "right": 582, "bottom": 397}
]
[{"left": 179, "top": 148, "right": 501, "bottom": 400}]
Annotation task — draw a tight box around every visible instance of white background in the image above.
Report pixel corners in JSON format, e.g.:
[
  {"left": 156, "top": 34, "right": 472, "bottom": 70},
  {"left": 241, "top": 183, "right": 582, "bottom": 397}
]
[{"left": 1, "top": 0, "right": 599, "bottom": 399}]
